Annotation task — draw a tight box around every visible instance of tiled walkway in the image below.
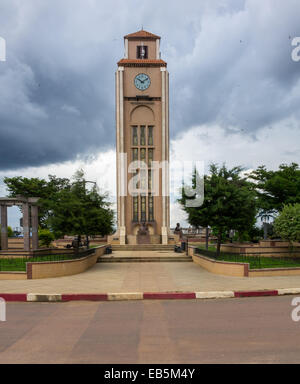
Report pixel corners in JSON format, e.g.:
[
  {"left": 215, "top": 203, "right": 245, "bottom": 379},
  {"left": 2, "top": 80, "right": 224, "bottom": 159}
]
[{"left": 1, "top": 251, "right": 300, "bottom": 293}]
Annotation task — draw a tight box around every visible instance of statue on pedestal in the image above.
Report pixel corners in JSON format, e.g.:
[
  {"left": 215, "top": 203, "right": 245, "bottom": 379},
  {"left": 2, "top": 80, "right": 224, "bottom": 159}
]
[{"left": 174, "top": 222, "right": 183, "bottom": 238}]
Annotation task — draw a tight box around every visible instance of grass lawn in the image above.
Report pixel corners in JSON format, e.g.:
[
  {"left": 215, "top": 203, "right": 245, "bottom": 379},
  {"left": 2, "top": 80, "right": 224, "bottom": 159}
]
[
  {"left": 215, "top": 254, "right": 300, "bottom": 269},
  {"left": 0, "top": 254, "right": 83, "bottom": 272},
  {"left": 196, "top": 246, "right": 300, "bottom": 269}
]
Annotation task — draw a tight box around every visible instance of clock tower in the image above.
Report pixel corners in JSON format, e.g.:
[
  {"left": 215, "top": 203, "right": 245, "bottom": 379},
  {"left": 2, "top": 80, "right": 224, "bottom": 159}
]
[{"left": 113, "top": 30, "right": 170, "bottom": 245}]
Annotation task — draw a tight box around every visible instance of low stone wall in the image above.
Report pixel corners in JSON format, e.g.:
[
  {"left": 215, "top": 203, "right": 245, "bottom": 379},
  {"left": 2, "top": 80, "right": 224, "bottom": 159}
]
[
  {"left": 0, "top": 245, "right": 107, "bottom": 280},
  {"left": 221, "top": 242, "right": 300, "bottom": 257},
  {"left": 190, "top": 246, "right": 300, "bottom": 278},
  {"left": 27, "top": 245, "right": 107, "bottom": 279},
  {"left": 192, "top": 250, "right": 248, "bottom": 277},
  {"left": 53, "top": 238, "right": 107, "bottom": 248},
  {"left": 249, "top": 268, "right": 300, "bottom": 277},
  {"left": 0, "top": 272, "right": 27, "bottom": 280}
]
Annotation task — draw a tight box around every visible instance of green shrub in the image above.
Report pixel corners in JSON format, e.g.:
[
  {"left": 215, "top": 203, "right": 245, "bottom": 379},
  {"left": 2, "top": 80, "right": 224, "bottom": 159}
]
[
  {"left": 7, "top": 226, "right": 14, "bottom": 237},
  {"left": 38, "top": 229, "right": 55, "bottom": 248}
]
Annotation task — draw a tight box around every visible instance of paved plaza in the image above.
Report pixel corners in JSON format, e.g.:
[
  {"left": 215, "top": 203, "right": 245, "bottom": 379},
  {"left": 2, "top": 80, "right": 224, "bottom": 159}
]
[
  {"left": 1, "top": 296, "right": 300, "bottom": 364},
  {"left": 2, "top": 251, "right": 300, "bottom": 294}
]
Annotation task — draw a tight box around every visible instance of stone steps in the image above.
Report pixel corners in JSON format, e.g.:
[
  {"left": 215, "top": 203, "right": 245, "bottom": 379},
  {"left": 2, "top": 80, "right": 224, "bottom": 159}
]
[
  {"left": 98, "top": 256, "right": 192, "bottom": 263},
  {"left": 111, "top": 244, "right": 176, "bottom": 252},
  {"left": 99, "top": 248, "right": 192, "bottom": 263}
]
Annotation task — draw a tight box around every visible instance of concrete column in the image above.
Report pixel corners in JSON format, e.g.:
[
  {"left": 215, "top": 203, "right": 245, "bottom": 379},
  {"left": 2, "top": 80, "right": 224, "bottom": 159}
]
[
  {"left": 116, "top": 70, "right": 121, "bottom": 230},
  {"left": 23, "top": 202, "right": 30, "bottom": 252},
  {"left": 119, "top": 67, "right": 125, "bottom": 228},
  {"left": 161, "top": 68, "right": 168, "bottom": 245},
  {"left": 166, "top": 71, "right": 170, "bottom": 230},
  {"left": 0, "top": 205, "right": 8, "bottom": 250},
  {"left": 31, "top": 205, "right": 39, "bottom": 250},
  {"left": 118, "top": 66, "right": 126, "bottom": 245}
]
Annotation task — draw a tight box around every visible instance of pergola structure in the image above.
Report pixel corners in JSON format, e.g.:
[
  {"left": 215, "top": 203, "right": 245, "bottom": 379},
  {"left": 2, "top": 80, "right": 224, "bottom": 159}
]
[{"left": 0, "top": 197, "right": 39, "bottom": 251}]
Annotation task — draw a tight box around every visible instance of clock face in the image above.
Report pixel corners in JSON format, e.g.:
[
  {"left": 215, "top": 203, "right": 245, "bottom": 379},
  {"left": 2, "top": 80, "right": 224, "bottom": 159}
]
[{"left": 134, "top": 73, "right": 151, "bottom": 91}]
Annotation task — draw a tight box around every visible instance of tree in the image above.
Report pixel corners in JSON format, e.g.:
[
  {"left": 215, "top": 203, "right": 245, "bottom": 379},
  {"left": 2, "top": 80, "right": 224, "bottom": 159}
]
[
  {"left": 233, "top": 225, "right": 263, "bottom": 243},
  {"left": 4, "top": 171, "right": 114, "bottom": 245},
  {"left": 249, "top": 163, "right": 300, "bottom": 219},
  {"left": 4, "top": 175, "right": 70, "bottom": 228},
  {"left": 179, "top": 169, "right": 211, "bottom": 250},
  {"left": 180, "top": 164, "right": 257, "bottom": 256},
  {"left": 46, "top": 171, "right": 114, "bottom": 246},
  {"left": 273, "top": 204, "right": 300, "bottom": 244}
]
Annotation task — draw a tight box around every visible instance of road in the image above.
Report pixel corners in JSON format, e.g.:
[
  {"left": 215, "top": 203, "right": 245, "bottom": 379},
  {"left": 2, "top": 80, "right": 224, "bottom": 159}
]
[{"left": 1, "top": 296, "right": 300, "bottom": 364}]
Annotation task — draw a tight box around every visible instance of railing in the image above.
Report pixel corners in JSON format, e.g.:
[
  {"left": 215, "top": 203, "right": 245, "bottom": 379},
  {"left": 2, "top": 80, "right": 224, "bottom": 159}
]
[
  {"left": 194, "top": 247, "right": 300, "bottom": 270},
  {"left": 0, "top": 248, "right": 96, "bottom": 272}
]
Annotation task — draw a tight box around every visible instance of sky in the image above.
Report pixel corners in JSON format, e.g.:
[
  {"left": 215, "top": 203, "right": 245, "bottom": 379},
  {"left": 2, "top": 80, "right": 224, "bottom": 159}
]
[{"left": 0, "top": 0, "right": 300, "bottom": 228}]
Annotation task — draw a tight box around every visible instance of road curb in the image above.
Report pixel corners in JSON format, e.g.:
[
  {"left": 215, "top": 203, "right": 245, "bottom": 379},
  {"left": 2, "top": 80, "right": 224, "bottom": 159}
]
[
  {"left": 61, "top": 294, "right": 108, "bottom": 302},
  {"left": 27, "top": 293, "right": 62, "bottom": 302},
  {"left": 196, "top": 291, "right": 235, "bottom": 299},
  {"left": 143, "top": 292, "right": 196, "bottom": 300},
  {"left": 0, "top": 294, "right": 27, "bottom": 302},
  {"left": 234, "top": 290, "right": 278, "bottom": 298},
  {"left": 1, "top": 289, "right": 300, "bottom": 302}
]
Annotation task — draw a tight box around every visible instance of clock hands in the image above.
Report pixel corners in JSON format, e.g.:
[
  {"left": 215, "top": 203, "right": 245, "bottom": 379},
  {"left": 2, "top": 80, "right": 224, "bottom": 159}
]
[{"left": 135, "top": 75, "right": 150, "bottom": 89}]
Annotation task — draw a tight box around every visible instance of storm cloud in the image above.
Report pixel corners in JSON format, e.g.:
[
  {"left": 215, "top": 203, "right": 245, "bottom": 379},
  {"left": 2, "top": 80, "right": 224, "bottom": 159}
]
[{"left": 0, "top": 0, "right": 299, "bottom": 170}]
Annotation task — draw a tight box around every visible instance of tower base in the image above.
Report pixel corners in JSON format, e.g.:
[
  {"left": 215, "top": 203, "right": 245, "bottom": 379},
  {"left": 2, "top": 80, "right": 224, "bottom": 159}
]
[{"left": 108, "top": 229, "right": 179, "bottom": 245}]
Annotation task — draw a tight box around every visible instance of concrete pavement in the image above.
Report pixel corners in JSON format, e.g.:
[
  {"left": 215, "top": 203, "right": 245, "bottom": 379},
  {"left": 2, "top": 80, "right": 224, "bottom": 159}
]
[
  {"left": 1, "top": 296, "right": 300, "bottom": 364},
  {"left": 2, "top": 261, "right": 300, "bottom": 294}
]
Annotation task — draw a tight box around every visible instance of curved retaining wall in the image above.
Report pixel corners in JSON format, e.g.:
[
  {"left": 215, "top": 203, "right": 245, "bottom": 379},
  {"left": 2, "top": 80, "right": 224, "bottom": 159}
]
[
  {"left": 249, "top": 268, "right": 300, "bottom": 277},
  {"left": 192, "top": 251, "right": 249, "bottom": 277},
  {"left": 0, "top": 272, "right": 27, "bottom": 280},
  {"left": 0, "top": 245, "right": 107, "bottom": 280},
  {"left": 190, "top": 246, "right": 300, "bottom": 278}
]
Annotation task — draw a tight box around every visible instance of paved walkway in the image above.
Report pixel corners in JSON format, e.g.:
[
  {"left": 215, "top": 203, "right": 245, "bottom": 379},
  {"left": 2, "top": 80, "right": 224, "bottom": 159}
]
[
  {"left": 1, "top": 297, "right": 300, "bottom": 363},
  {"left": 2, "top": 257, "right": 300, "bottom": 293}
]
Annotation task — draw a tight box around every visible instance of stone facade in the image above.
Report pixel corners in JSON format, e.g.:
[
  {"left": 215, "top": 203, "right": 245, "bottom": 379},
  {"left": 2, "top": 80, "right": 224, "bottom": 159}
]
[{"left": 112, "top": 30, "right": 170, "bottom": 245}]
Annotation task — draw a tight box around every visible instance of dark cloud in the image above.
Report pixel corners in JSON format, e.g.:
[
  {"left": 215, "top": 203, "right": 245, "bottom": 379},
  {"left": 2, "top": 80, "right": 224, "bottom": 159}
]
[{"left": 0, "top": 0, "right": 299, "bottom": 171}]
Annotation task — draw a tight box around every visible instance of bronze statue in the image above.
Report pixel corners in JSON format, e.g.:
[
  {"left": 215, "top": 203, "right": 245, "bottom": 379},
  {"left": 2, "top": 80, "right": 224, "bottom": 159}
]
[{"left": 174, "top": 223, "right": 183, "bottom": 238}]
